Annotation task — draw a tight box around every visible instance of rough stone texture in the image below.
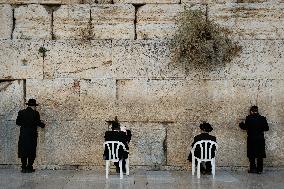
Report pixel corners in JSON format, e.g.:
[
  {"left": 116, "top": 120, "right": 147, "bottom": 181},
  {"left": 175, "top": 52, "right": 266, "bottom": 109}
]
[
  {"left": 91, "top": 4, "right": 135, "bottom": 39},
  {"left": 44, "top": 120, "right": 107, "bottom": 165},
  {"left": 122, "top": 122, "right": 166, "bottom": 166},
  {"left": 0, "top": 0, "right": 82, "bottom": 4},
  {"left": 53, "top": 5, "right": 91, "bottom": 40},
  {"left": 208, "top": 3, "right": 284, "bottom": 40},
  {"left": 0, "top": 80, "right": 24, "bottom": 121},
  {"left": 0, "top": 40, "right": 44, "bottom": 79},
  {"left": 112, "top": 40, "right": 184, "bottom": 79},
  {"left": 26, "top": 79, "right": 80, "bottom": 122},
  {"left": 0, "top": 121, "right": 5, "bottom": 163},
  {"left": 43, "top": 40, "right": 112, "bottom": 79},
  {"left": 79, "top": 79, "right": 116, "bottom": 121},
  {"left": 13, "top": 4, "right": 51, "bottom": 40},
  {"left": 4, "top": 121, "right": 20, "bottom": 165},
  {"left": 137, "top": 4, "right": 181, "bottom": 39},
  {"left": 0, "top": 4, "right": 12, "bottom": 39},
  {"left": 114, "top": 0, "right": 179, "bottom": 4}
]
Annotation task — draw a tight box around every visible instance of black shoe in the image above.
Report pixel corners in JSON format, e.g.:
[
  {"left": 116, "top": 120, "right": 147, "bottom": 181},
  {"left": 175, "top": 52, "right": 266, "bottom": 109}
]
[
  {"left": 257, "top": 171, "right": 262, "bottom": 174},
  {"left": 21, "top": 169, "right": 27, "bottom": 173},
  {"left": 248, "top": 169, "right": 257, "bottom": 173},
  {"left": 26, "top": 167, "right": 35, "bottom": 173}
]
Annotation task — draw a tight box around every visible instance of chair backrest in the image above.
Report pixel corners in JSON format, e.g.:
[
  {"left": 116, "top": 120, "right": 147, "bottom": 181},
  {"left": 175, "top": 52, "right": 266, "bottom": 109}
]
[
  {"left": 104, "top": 141, "right": 127, "bottom": 162},
  {"left": 191, "top": 140, "right": 218, "bottom": 161}
]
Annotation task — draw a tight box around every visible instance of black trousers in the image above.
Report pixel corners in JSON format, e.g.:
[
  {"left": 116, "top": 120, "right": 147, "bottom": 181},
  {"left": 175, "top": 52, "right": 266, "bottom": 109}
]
[
  {"left": 21, "top": 157, "right": 35, "bottom": 169},
  {"left": 249, "top": 157, "right": 263, "bottom": 172},
  {"left": 114, "top": 159, "right": 126, "bottom": 172}
]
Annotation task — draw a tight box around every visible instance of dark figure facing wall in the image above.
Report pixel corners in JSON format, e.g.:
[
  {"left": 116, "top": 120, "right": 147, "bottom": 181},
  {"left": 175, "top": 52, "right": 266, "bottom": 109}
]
[
  {"left": 239, "top": 106, "right": 269, "bottom": 174},
  {"left": 16, "top": 99, "right": 45, "bottom": 173}
]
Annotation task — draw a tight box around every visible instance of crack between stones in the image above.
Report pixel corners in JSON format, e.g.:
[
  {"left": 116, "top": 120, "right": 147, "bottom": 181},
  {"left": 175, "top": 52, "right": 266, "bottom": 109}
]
[
  {"left": 133, "top": 4, "right": 145, "bottom": 40},
  {"left": 11, "top": 8, "right": 15, "bottom": 40}
]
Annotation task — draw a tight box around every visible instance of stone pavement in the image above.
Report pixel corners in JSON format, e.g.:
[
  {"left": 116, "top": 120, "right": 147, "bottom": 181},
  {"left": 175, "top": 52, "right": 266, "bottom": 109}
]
[{"left": 0, "top": 168, "right": 284, "bottom": 189}]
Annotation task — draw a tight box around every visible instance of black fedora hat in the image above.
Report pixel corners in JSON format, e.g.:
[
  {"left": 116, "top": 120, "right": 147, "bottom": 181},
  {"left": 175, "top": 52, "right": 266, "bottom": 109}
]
[
  {"left": 26, "top": 99, "right": 39, "bottom": 106},
  {"left": 199, "top": 122, "right": 213, "bottom": 132}
]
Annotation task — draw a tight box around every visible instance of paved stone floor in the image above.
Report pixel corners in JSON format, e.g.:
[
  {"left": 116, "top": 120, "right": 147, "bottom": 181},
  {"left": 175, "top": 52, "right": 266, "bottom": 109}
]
[{"left": 0, "top": 168, "right": 284, "bottom": 189}]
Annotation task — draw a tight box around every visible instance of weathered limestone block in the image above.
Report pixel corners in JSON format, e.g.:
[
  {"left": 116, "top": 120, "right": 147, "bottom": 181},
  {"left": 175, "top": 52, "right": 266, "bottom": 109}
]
[
  {"left": 137, "top": 4, "right": 181, "bottom": 39},
  {"left": 91, "top": 4, "right": 135, "bottom": 39},
  {"left": 0, "top": 40, "right": 44, "bottom": 79},
  {"left": 26, "top": 79, "right": 80, "bottom": 121},
  {"left": 0, "top": 121, "right": 5, "bottom": 163},
  {"left": 122, "top": 122, "right": 166, "bottom": 166},
  {"left": 0, "top": 0, "right": 82, "bottom": 4},
  {"left": 257, "top": 80, "right": 284, "bottom": 124},
  {"left": 44, "top": 120, "right": 107, "bottom": 165},
  {"left": 85, "top": 0, "right": 112, "bottom": 3},
  {"left": 0, "top": 80, "right": 24, "bottom": 121},
  {"left": 43, "top": 40, "right": 112, "bottom": 79},
  {"left": 265, "top": 123, "right": 284, "bottom": 166},
  {"left": 112, "top": 40, "right": 185, "bottom": 79},
  {"left": 79, "top": 79, "right": 116, "bottom": 121},
  {"left": 13, "top": 4, "right": 51, "bottom": 39},
  {"left": 114, "top": 0, "right": 179, "bottom": 4},
  {"left": 0, "top": 4, "right": 12, "bottom": 39},
  {"left": 166, "top": 123, "right": 194, "bottom": 166},
  {"left": 53, "top": 5, "right": 91, "bottom": 40},
  {"left": 208, "top": 3, "right": 284, "bottom": 39}
]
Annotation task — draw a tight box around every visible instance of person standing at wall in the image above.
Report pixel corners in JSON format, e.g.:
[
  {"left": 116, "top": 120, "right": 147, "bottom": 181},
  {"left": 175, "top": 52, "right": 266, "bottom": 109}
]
[
  {"left": 16, "top": 99, "right": 45, "bottom": 173},
  {"left": 239, "top": 106, "right": 269, "bottom": 174}
]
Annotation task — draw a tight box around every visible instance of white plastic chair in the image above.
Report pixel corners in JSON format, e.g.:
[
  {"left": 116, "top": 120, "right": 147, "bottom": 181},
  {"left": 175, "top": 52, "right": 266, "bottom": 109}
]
[
  {"left": 104, "top": 141, "right": 129, "bottom": 179},
  {"left": 191, "top": 140, "right": 218, "bottom": 179}
]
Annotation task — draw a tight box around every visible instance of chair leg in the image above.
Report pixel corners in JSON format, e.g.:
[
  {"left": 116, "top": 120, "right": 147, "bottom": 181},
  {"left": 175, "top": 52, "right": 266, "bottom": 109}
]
[
  {"left": 192, "top": 157, "right": 195, "bottom": 176},
  {"left": 119, "top": 160, "right": 123, "bottom": 179},
  {"left": 212, "top": 159, "right": 215, "bottom": 178},
  {"left": 197, "top": 161, "right": 201, "bottom": 179},
  {"left": 125, "top": 158, "right": 129, "bottom": 176},
  {"left": 106, "top": 161, "right": 110, "bottom": 179}
]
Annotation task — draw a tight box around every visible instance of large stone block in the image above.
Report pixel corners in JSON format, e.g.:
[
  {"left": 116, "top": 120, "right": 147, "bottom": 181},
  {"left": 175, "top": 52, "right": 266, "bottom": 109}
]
[
  {"left": 4, "top": 121, "right": 20, "bottom": 165},
  {"left": 0, "top": 121, "right": 5, "bottom": 163},
  {"left": 0, "top": 4, "right": 12, "bottom": 39},
  {"left": 53, "top": 5, "right": 91, "bottom": 40},
  {"left": 112, "top": 40, "right": 185, "bottom": 79},
  {"left": 26, "top": 79, "right": 80, "bottom": 122},
  {"left": 257, "top": 80, "right": 284, "bottom": 124},
  {"left": 0, "top": 0, "right": 82, "bottom": 4},
  {"left": 79, "top": 79, "right": 116, "bottom": 121},
  {"left": 43, "top": 40, "right": 112, "bottom": 79},
  {"left": 91, "top": 4, "right": 135, "bottom": 39},
  {"left": 0, "top": 80, "right": 24, "bottom": 121},
  {"left": 13, "top": 4, "right": 51, "bottom": 39},
  {"left": 208, "top": 3, "right": 284, "bottom": 40},
  {"left": 137, "top": 4, "right": 181, "bottom": 39},
  {"left": 114, "top": 0, "right": 179, "bottom": 4},
  {"left": 0, "top": 40, "right": 44, "bottom": 79},
  {"left": 44, "top": 120, "right": 107, "bottom": 165},
  {"left": 122, "top": 122, "right": 166, "bottom": 166}
]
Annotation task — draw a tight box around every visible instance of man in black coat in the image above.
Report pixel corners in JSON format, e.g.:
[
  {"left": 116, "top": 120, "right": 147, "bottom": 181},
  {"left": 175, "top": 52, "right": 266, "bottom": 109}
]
[
  {"left": 188, "top": 122, "right": 217, "bottom": 174},
  {"left": 16, "top": 99, "right": 45, "bottom": 173},
  {"left": 104, "top": 117, "right": 131, "bottom": 173},
  {"left": 239, "top": 106, "right": 269, "bottom": 174}
]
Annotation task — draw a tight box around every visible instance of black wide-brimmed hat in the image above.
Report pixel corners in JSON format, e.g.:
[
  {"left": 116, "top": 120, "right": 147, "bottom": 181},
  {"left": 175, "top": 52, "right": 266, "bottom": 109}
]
[
  {"left": 106, "top": 116, "right": 120, "bottom": 129},
  {"left": 199, "top": 122, "right": 213, "bottom": 132},
  {"left": 26, "top": 99, "right": 39, "bottom": 106}
]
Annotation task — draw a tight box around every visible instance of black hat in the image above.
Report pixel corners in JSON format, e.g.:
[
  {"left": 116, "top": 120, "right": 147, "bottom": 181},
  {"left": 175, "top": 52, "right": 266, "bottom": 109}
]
[
  {"left": 106, "top": 116, "right": 120, "bottom": 130},
  {"left": 199, "top": 122, "right": 213, "bottom": 132},
  {"left": 250, "top": 105, "right": 258, "bottom": 113},
  {"left": 26, "top": 99, "right": 39, "bottom": 106}
]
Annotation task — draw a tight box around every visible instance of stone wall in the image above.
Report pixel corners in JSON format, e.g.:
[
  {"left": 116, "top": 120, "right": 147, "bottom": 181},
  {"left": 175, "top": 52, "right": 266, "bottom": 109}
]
[{"left": 0, "top": 1, "right": 284, "bottom": 170}]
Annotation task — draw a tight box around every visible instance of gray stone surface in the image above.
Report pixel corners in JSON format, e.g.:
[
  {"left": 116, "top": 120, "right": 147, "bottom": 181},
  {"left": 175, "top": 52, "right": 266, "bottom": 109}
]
[
  {"left": 0, "top": 4, "right": 12, "bottom": 39},
  {"left": 91, "top": 4, "right": 135, "bottom": 40},
  {"left": 13, "top": 4, "right": 51, "bottom": 39},
  {"left": 208, "top": 3, "right": 284, "bottom": 40},
  {"left": 0, "top": 80, "right": 24, "bottom": 120},
  {"left": 43, "top": 40, "right": 112, "bottom": 79},
  {"left": 0, "top": 0, "right": 82, "bottom": 4},
  {"left": 0, "top": 40, "right": 44, "bottom": 79},
  {"left": 26, "top": 79, "right": 80, "bottom": 121},
  {"left": 112, "top": 40, "right": 185, "bottom": 79},
  {"left": 114, "top": 0, "right": 179, "bottom": 3},
  {"left": 53, "top": 5, "right": 91, "bottom": 40},
  {"left": 79, "top": 79, "right": 116, "bottom": 121}
]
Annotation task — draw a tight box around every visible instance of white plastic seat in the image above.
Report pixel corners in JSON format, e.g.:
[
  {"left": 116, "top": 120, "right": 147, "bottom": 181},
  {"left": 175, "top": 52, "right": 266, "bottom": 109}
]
[
  {"left": 104, "top": 141, "right": 129, "bottom": 179},
  {"left": 191, "top": 140, "right": 218, "bottom": 179}
]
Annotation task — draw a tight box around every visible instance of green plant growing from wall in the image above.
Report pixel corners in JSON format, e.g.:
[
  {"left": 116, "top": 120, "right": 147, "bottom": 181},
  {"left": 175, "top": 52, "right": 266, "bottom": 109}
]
[
  {"left": 38, "top": 47, "right": 49, "bottom": 58},
  {"left": 172, "top": 8, "right": 241, "bottom": 67}
]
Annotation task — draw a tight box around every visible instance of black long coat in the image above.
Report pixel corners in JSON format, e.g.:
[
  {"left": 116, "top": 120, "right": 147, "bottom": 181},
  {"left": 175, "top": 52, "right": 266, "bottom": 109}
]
[
  {"left": 240, "top": 113, "right": 269, "bottom": 158},
  {"left": 188, "top": 133, "right": 217, "bottom": 161},
  {"left": 16, "top": 107, "right": 45, "bottom": 158},
  {"left": 104, "top": 130, "right": 131, "bottom": 160}
]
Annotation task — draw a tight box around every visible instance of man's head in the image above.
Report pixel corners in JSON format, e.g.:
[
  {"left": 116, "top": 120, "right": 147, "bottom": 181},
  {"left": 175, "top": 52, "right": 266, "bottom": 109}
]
[
  {"left": 199, "top": 122, "right": 213, "bottom": 133},
  {"left": 250, "top": 105, "right": 258, "bottom": 115},
  {"left": 26, "top": 99, "right": 38, "bottom": 109}
]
